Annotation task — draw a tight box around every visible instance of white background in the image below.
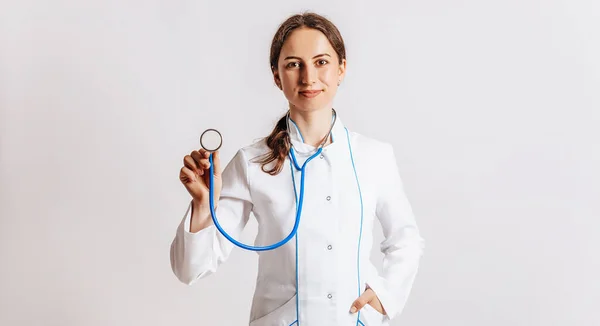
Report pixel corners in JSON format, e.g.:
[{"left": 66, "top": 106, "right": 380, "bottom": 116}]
[{"left": 1, "top": 0, "right": 599, "bottom": 325}]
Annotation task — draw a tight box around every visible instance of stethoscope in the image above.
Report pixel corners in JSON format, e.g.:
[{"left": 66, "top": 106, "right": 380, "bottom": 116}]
[
  {"left": 200, "top": 109, "right": 337, "bottom": 252},
  {"left": 202, "top": 109, "right": 368, "bottom": 325}
]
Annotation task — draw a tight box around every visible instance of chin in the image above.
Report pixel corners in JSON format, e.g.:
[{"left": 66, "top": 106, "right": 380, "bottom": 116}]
[
  {"left": 291, "top": 101, "right": 326, "bottom": 112},
  {"left": 293, "top": 97, "right": 334, "bottom": 111}
]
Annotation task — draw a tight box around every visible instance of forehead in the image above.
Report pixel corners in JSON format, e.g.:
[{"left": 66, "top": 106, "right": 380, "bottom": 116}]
[{"left": 280, "top": 27, "right": 335, "bottom": 58}]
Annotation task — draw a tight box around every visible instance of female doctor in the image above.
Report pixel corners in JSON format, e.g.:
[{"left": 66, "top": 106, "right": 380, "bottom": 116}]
[{"left": 170, "top": 12, "right": 425, "bottom": 326}]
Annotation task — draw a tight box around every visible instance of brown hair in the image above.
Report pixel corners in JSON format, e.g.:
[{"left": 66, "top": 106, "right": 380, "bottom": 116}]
[{"left": 255, "top": 12, "right": 346, "bottom": 175}]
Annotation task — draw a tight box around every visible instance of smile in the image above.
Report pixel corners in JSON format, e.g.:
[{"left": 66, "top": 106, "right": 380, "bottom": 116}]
[{"left": 299, "top": 90, "right": 322, "bottom": 98}]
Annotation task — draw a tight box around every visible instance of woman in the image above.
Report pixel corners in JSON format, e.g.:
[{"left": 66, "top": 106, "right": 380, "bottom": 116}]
[{"left": 171, "top": 12, "right": 425, "bottom": 326}]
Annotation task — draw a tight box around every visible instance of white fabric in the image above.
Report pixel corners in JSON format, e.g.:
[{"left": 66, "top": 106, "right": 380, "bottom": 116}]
[{"left": 170, "top": 114, "right": 425, "bottom": 325}]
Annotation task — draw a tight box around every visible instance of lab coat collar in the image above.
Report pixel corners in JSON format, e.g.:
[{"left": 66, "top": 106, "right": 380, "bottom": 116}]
[{"left": 287, "top": 109, "right": 347, "bottom": 155}]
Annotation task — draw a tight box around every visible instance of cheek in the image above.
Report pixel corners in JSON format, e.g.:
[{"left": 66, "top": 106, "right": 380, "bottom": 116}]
[
  {"left": 281, "top": 74, "right": 297, "bottom": 97},
  {"left": 281, "top": 72, "right": 297, "bottom": 87},
  {"left": 319, "top": 67, "right": 339, "bottom": 83}
]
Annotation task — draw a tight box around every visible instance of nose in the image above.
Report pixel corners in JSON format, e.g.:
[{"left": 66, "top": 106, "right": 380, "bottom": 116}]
[{"left": 301, "top": 65, "right": 317, "bottom": 85}]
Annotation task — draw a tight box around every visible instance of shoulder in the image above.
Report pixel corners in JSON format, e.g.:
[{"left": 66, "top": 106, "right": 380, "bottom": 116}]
[
  {"left": 236, "top": 137, "right": 270, "bottom": 162},
  {"left": 346, "top": 129, "right": 395, "bottom": 155},
  {"left": 224, "top": 137, "right": 271, "bottom": 172},
  {"left": 344, "top": 129, "right": 400, "bottom": 179},
  {"left": 220, "top": 138, "right": 270, "bottom": 184}
]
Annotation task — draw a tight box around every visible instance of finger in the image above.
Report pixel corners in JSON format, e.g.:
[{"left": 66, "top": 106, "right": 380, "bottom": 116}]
[
  {"left": 212, "top": 151, "right": 221, "bottom": 177},
  {"left": 350, "top": 290, "right": 375, "bottom": 314},
  {"left": 199, "top": 148, "right": 210, "bottom": 158},
  {"left": 179, "top": 166, "right": 197, "bottom": 183},
  {"left": 184, "top": 155, "right": 207, "bottom": 176},
  {"left": 184, "top": 155, "right": 199, "bottom": 172},
  {"left": 190, "top": 151, "right": 211, "bottom": 170},
  {"left": 190, "top": 150, "right": 203, "bottom": 166},
  {"left": 188, "top": 154, "right": 207, "bottom": 176},
  {"left": 372, "top": 300, "right": 386, "bottom": 315}
]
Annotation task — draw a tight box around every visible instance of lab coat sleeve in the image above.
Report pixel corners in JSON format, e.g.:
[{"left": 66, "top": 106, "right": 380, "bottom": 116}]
[
  {"left": 366, "top": 143, "right": 425, "bottom": 320},
  {"left": 170, "top": 149, "right": 253, "bottom": 285}
]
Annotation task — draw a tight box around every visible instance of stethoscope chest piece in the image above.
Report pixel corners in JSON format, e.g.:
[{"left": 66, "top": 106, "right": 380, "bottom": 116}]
[{"left": 200, "top": 128, "right": 222, "bottom": 152}]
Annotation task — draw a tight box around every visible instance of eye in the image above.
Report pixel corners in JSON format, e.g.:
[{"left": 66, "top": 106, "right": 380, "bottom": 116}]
[
  {"left": 317, "top": 59, "right": 329, "bottom": 66},
  {"left": 286, "top": 62, "right": 300, "bottom": 69}
]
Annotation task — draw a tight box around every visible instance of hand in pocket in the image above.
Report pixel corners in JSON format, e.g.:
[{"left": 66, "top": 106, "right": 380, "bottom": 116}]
[{"left": 349, "top": 287, "right": 386, "bottom": 315}]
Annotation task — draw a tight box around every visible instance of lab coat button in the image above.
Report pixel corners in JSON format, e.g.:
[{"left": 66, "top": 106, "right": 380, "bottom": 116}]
[
  {"left": 327, "top": 245, "right": 332, "bottom": 250},
  {"left": 327, "top": 293, "right": 333, "bottom": 299},
  {"left": 326, "top": 196, "right": 331, "bottom": 201},
  {"left": 320, "top": 155, "right": 324, "bottom": 159}
]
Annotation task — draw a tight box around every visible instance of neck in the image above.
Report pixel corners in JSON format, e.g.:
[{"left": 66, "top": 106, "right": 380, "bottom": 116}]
[{"left": 289, "top": 106, "right": 334, "bottom": 147}]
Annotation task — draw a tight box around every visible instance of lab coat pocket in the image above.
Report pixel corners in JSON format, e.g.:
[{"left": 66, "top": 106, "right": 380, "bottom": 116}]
[
  {"left": 249, "top": 294, "right": 297, "bottom": 326},
  {"left": 358, "top": 304, "right": 385, "bottom": 326}
]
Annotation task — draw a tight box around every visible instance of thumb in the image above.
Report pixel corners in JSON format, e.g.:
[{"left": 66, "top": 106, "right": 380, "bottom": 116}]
[
  {"left": 211, "top": 151, "right": 222, "bottom": 177},
  {"left": 350, "top": 290, "right": 374, "bottom": 314}
]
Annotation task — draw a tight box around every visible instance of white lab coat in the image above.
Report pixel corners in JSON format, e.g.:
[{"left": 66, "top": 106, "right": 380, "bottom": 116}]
[{"left": 170, "top": 116, "right": 425, "bottom": 326}]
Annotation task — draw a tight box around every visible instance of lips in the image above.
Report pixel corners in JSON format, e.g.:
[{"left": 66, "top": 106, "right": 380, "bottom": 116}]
[{"left": 299, "top": 90, "right": 322, "bottom": 98}]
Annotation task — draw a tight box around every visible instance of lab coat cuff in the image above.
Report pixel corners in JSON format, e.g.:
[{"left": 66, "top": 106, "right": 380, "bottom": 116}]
[
  {"left": 182, "top": 202, "right": 215, "bottom": 236},
  {"left": 180, "top": 202, "right": 217, "bottom": 263},
  {"left": 366, "top": 277, "right": 399, "bottom": 321}
]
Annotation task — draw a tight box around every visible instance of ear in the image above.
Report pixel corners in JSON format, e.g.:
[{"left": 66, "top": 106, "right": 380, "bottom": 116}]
[
  {"left": 338, "top": 58, "right": 347, "bottom": 84},
  {"left": 272, "top": 69, "right": 282, "bottom": 90}
]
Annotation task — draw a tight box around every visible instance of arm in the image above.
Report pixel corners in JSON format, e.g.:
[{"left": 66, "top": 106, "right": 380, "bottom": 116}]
[
  {"left": 366, "top": 143, "right": 425, "bottom": 320},
  {"left": 169, "top": 149, "right": 253, "bottom": 285}
]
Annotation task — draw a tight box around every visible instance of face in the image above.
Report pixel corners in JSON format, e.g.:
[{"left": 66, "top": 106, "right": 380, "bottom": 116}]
[{"left": 273, "top": 27, "right": 346, "bottom": 113}]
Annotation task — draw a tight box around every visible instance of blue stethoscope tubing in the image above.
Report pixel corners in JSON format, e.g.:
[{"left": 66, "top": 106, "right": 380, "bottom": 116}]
[
  {"left": 208, "top": 146, "right": 322, "bottom": 251},
  {"left": 207, "top": 120, "right": 367, "bottom": 325}
]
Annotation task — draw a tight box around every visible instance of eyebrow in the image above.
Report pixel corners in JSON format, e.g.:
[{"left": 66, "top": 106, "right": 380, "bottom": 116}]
[{"left": 284, "top": 53, "right": 331, "bottom": 60}]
